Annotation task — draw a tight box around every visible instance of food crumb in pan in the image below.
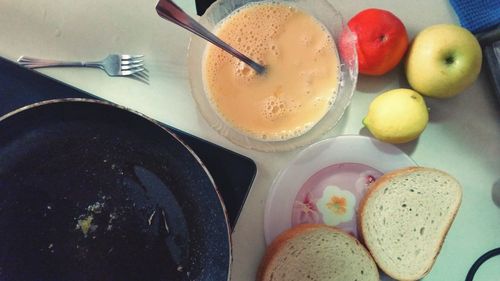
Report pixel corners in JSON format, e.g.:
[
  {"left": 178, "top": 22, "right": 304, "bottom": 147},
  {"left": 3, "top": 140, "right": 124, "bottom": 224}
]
[
  {"left": 105, "top": 211, "right": 119, "bottom": 231},
  {"left": 87, "top": 201, "right": 104, "bottom": 214},
  {"left": 148, "top": 209, "right": 157, "bottom": 226},
  {"left": 75, "top": 200, "right": 110, "bottom": 236},
  {"left": 161, "top": 209, "right": 170, "bottom": 234},
  {"left": 48, "top": 243, "right": 55, "bottom": 253},
  {"left": 76, "top": 215, "right": 96, "bottom": 237}
]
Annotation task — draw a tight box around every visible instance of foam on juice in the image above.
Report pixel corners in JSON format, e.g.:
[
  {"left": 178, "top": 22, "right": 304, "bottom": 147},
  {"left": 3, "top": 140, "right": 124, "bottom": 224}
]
[{"left": 202, "top": 2, "right": 340, "bottom": 141}]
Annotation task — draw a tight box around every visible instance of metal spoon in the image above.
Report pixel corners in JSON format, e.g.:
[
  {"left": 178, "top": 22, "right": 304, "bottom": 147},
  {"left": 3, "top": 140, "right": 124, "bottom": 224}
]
[{"left": 156, "top": 0, "right": 266, "bottom": 74}]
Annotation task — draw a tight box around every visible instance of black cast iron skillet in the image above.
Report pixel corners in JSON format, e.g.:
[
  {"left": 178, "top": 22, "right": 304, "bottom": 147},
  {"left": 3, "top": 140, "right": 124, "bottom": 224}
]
[{"left": 0, "top": 99, "right": 231, "bottom": 281}]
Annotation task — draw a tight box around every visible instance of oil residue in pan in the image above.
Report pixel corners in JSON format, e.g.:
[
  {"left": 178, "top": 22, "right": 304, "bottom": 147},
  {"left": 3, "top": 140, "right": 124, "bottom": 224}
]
[
  {"left": 0, "top": 134, "right": 197, "bottom": 281},
  {"left": 71, "top": 164, "right": 192, "bottom": 279}
]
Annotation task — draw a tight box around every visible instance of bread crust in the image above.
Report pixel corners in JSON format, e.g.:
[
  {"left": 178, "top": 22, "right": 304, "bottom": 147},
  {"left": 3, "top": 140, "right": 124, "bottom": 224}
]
[
  {"left": 257, "top": 224, "right": 379, "bottom": 281},
  {"left": 357, "top": 166, "right": 462, "bottom": 280}
]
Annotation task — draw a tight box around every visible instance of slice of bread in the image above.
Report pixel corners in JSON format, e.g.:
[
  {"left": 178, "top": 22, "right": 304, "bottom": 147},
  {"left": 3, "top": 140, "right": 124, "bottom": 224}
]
[
  {"left": 257, "top": 224, "right": 379, "bottom": 281},
  {"left": 359, "top": 167, "right": 462, "bottom": 281}
]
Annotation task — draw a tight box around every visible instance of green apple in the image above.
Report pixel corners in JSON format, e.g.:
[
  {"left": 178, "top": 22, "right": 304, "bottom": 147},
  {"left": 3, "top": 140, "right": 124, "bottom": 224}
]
[{"left": 405, "top": 24, "right": 482, "bottom": 98}]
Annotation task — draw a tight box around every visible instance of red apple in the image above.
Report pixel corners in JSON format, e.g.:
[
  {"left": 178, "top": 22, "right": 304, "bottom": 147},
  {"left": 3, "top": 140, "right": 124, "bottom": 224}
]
[{"left": 347, "top": 8, "right": 409, "bottom": 76}]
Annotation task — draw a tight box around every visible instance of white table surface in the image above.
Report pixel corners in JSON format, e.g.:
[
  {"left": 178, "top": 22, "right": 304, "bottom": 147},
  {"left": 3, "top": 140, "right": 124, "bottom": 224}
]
[{"left": 1, "top": 0, "right": 499, "bottom": 280}]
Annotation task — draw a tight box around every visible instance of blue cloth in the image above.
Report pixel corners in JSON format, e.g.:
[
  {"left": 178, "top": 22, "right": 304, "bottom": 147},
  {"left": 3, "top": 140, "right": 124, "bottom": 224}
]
[{"left": 449, "top": 0, "right": 500, "bottom": 33}]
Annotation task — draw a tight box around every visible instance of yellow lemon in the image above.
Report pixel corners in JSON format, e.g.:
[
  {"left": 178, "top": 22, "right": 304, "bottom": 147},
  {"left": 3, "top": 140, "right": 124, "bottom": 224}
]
[{"left": 363, "top": 89, "right": 428, "bottom": 143}]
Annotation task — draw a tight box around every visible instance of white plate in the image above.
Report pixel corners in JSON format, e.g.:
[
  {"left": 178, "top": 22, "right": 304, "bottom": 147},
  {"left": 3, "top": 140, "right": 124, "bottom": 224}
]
[{"left": 264, "top": 135, "right": 416, "bottom": 244}]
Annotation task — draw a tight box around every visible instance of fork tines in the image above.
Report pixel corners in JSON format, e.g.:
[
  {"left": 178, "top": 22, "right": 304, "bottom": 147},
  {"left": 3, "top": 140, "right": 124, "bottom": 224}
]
[{"left": 119, "top": 54, "right": 148, "bottom": 82}]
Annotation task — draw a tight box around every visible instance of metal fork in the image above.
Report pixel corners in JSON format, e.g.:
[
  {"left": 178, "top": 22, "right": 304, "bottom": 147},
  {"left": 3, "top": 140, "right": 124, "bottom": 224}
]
[{"left": 17, "top": 54, "right": 146, "bottom": 78}]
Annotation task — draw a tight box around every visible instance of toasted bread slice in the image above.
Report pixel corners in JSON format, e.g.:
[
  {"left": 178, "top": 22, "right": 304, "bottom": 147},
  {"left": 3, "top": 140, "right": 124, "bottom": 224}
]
[
  {"left": 359, "top": 167, "right": 462, "bottom": 280},
  {"left": 257, "top": 224, "right": 379, "bottom": 281}
]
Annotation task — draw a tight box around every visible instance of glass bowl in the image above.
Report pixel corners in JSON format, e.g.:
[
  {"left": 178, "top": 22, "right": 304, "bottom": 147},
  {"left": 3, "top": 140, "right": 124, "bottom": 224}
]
[{"left": 188, "top": 0, "right": 358, "bottom": 152}]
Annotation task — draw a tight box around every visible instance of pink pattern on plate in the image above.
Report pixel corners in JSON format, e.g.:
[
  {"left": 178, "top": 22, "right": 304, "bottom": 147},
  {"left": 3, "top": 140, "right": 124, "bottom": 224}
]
[
  {"left": 292, "top": 192, "right": 321, "bottom": 225},
  {"left": 291, "top": 162, "right": 382, "bottom": 238}
]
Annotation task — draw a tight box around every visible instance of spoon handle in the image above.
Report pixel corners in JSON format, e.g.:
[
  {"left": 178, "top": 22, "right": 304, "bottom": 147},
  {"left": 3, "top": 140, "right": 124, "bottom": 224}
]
[{"left": 156, "top": 0, "right": 266, "bottom": 74}]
